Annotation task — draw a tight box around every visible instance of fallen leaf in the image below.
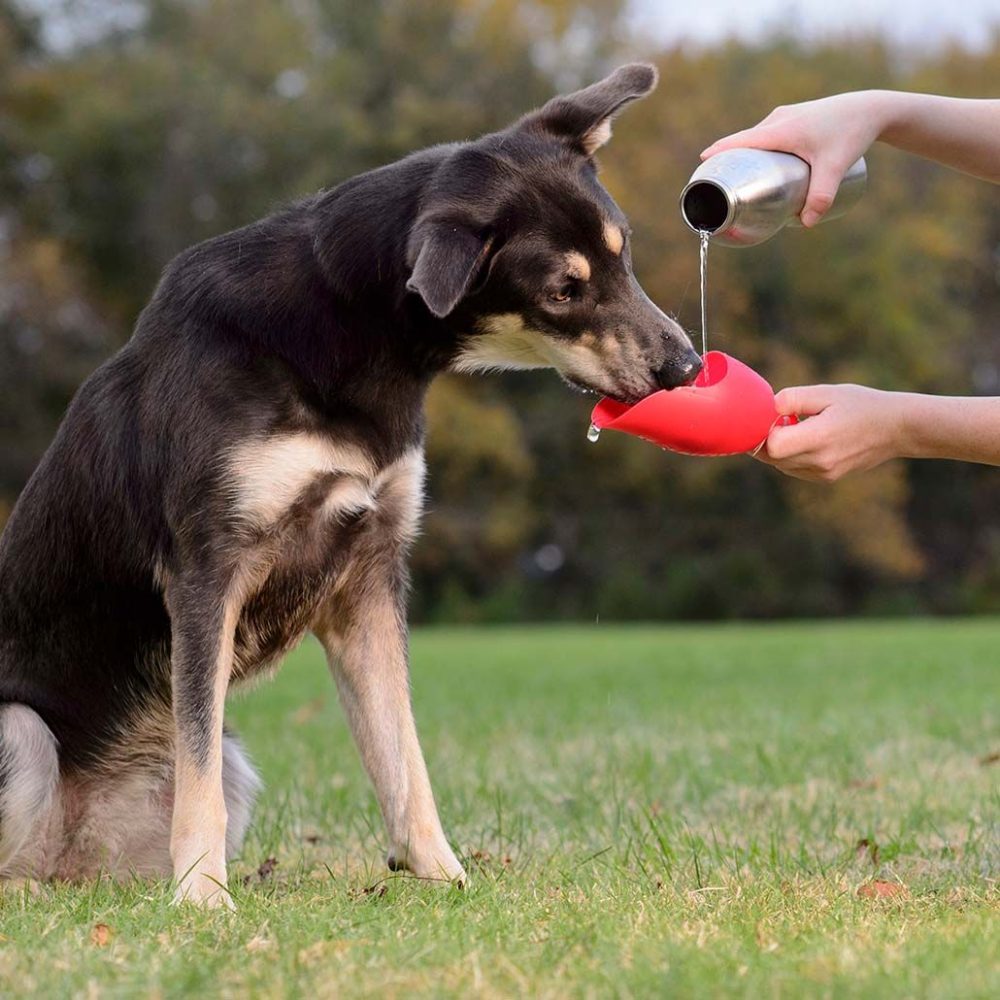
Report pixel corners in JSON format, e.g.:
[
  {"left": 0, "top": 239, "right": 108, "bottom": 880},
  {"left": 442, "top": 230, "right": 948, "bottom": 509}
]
[
  {"left": 90, "top": 924, "right": 113, "bottom": 947},
  {"left": 858, "top": 880, "right": 908, "bottom": 899},
  {"left": 257, "top": 857, "right": 279, "bottom": 881}
]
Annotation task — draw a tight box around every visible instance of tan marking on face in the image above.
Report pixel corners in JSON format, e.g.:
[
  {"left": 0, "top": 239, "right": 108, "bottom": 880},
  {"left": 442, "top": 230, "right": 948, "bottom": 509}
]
[
  {"left": 565, "top": 251, "right": 591, "bottom": 282},
  {"left": 603, "top": 221, "right": 624, "bottom": 256},
  {"left": 454, "top": 314, "right": 616, "bottom": 392},
  {"left": 452, "top": 314, "right": 552, "bottom": 373},
  {"left": 555, "top": 341, "right": 612, "bottom": 389}
]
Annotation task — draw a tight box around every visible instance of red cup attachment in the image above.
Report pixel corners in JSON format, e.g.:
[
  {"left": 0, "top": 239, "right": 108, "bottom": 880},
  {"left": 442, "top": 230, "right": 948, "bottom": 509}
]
[{"left": 590, "top": 351, "right": 790, "bottom": 456}]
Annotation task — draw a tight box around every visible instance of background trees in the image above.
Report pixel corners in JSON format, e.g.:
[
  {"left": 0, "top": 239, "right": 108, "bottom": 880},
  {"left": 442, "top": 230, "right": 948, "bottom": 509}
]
[{"left": 2, "top": 0, "right": 998, "bottom": 619}]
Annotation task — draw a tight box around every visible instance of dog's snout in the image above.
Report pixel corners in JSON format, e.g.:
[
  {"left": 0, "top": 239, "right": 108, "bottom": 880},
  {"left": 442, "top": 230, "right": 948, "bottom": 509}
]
[{"left": 654, "top": 349, "right": 702, "bottom": 390}]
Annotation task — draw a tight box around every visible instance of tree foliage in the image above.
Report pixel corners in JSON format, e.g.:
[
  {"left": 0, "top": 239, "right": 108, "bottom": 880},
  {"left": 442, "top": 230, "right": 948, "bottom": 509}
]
[{"left": 1, "top": 1, "right": 998, "bottom": 619}]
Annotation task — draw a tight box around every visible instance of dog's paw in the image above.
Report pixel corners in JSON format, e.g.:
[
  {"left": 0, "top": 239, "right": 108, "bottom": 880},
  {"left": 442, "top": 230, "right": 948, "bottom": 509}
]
[
  {"left": 387, "top": 840, "right": 467, "bottom": 887},
  {"left": 172, "top": 872, "right": 235, "bottom": 910}
]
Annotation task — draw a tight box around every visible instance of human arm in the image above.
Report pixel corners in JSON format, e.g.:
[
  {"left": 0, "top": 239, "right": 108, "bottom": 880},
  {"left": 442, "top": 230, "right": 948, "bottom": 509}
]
[
  {"left": 701, "top": 91, "right": 1000, "bottom": 227},
  {"left": 760, "top": 384, "right": 1000, "bottom": 482}
]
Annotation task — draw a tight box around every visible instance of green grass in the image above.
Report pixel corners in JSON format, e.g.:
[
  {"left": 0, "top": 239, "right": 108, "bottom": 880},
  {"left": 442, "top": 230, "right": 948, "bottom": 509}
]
[{"left": 1, "top": 620, "right": 997, "bottom": 998}]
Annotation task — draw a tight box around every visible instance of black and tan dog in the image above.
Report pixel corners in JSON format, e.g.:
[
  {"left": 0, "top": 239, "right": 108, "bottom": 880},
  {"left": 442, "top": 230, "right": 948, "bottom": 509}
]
[{"left": 0, "top": 64, "right": 699, "bottom": 905}]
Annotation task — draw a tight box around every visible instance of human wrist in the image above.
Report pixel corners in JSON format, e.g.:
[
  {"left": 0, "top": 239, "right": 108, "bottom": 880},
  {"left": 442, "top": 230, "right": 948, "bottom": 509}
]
[
  {"left": 890, "top": 392, "right": 944, "bottom": 460},
  {"left": 874, "top": 91, "right": 924, "bottom": 147},
  {"left": 879, "top": 390, "right": 926, "bottom": 460}
]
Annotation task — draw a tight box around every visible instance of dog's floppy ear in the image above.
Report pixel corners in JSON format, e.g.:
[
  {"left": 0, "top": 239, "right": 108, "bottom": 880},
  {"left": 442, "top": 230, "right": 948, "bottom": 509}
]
[
  {"left": 406, "top": 220, "right": 493, "bottom": 319},
  {"left": 522, "top": 62, "right": 658, "bottom": 156}
]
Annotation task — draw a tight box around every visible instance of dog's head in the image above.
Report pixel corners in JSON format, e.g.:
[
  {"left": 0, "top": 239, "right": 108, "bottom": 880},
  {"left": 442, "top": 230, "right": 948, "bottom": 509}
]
[{"left": 406, "top": 63, "right": 701, "bottom": 402}]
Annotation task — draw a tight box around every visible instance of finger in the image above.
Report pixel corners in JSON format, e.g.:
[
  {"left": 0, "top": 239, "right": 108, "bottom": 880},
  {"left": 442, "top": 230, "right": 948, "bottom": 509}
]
[
  {"left": 764, "top": 418, "right": 829, "bottom": 461},
  {"left": 754, "top": 450, "right": 825, "bottom": 482},
  {"left": 800, "top": 160, "right": 846, "bottom": 227},
  {"left": 773, "top": 385, "right": 835, "bottom": 418},
  {"left": 699, "top": 125, "right": 776, "bottom": 159}
]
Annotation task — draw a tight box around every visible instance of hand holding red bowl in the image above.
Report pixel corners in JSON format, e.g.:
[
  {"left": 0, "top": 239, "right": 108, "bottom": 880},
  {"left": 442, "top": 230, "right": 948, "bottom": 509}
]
[{"left": 590, "top": 351, "right": 794, "bottom": 456}]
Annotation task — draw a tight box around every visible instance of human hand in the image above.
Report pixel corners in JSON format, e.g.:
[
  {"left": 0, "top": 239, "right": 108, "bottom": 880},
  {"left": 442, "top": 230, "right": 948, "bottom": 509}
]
[
  {"left": 759, "top": 384, "right": 906, "bottom": 482},
  {"left": 700, "top": 92, "right": 890, "bottom": 227}
]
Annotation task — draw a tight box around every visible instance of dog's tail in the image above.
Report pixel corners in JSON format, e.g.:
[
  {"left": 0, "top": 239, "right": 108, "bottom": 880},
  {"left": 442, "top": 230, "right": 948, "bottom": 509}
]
[{"left": 0, "top": 704, "right": 59, "bottom": 873}]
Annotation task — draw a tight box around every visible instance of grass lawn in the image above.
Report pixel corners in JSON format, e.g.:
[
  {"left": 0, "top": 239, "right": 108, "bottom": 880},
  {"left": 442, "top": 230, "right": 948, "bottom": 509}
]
[{"left": 0, "top": 619, "right": 997, "bottom": 997}]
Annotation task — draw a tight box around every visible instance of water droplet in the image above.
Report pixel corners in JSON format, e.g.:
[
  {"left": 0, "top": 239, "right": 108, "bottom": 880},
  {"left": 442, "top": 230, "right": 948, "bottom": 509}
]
[{"left": 587, "top": 423, "right": 601, "bottom": 443}]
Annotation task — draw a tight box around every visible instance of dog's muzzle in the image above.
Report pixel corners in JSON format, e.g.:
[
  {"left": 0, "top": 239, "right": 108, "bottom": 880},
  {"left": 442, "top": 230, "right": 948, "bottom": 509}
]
[{"left": 653, "top": 348, "right": 702, "bottom": 390}]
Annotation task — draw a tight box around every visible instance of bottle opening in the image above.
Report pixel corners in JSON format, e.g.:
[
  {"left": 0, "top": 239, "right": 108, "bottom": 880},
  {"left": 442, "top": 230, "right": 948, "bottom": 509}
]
[{"left": 681, "top": 181, "right": 729, "bottom": 233}]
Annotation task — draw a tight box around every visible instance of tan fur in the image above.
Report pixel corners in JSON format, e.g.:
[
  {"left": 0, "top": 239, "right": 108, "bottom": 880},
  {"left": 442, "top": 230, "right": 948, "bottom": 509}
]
[
  {"left": 452, "top": 313, "right": 553, "bottom": 374},
  {"left": 320, "top": 477, "right": 378, "bottom": 522},
  {"left": 603, "top": 221, "right": 624, "bottom": 255},
  {"left": 375, "top": 449, "right": 427, "bottom": 547},
  {"left": 453, "top": 313, "right": 616, "bottom": 395},
  {"left": 565, "top": 251, "right": 591, "bottom": 281},
  {"left": 228, "top": 434, "right": 375, "bottom": 526},
  {"left": 582, "top": 118, "right": 613, "bottom": 155}
]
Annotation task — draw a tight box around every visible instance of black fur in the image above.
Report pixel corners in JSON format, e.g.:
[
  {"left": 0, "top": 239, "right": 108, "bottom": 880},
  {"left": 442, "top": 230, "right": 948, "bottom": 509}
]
[{"left": 0, "top": 65, "right": 697, "bottom": 866}]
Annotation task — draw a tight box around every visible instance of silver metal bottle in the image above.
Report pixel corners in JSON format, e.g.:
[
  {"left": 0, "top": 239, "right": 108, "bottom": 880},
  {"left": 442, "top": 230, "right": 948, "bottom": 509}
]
[{"left": 679, "top": 149, "right": 867, "bottom": 247}]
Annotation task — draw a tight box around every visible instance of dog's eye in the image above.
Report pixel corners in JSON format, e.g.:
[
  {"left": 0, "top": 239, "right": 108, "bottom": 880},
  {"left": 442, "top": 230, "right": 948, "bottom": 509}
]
[{"left": 548, "top": 283, "right": 576, "bottom": 304}]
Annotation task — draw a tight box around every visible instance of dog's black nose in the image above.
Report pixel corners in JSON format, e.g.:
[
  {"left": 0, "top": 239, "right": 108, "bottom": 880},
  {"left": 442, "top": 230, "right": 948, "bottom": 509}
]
[{"left": 654, "top": 349, "right": 702, "bottom": 390}]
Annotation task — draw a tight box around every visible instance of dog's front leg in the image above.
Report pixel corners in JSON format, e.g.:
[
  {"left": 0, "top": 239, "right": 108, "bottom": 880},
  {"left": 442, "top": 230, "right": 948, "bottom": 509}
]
[
  {"left": 166, "top": 572, "right": 241, "bottom": 908},
  {"left": 316, "top": 582, "right": 465, "bottom": 886}
]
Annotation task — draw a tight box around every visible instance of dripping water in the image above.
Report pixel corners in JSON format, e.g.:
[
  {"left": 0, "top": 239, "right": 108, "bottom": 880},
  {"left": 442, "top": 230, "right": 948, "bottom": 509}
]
[{"left": 699, "top": 228, "right": 710, "bottom": 358}]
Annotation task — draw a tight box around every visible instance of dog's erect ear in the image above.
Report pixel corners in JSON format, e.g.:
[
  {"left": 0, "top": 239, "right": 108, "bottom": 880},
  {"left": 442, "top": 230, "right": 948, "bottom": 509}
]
[
  {"left": 406, "top": 221, "right": 493, "bottom": 319},
  {"left": 521, "top": 62, "right": 658, "bottom": 156}
]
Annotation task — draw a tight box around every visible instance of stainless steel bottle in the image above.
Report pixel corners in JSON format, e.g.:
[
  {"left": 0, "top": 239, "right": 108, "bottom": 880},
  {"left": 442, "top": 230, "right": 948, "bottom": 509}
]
[{"left": 679, "top": 149, "right": 867, "bottom": 247}]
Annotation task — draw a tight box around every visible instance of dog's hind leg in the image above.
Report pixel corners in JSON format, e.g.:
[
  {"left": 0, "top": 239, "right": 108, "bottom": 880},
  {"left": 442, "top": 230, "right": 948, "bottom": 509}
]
[
  {"left": 0, "top": 704, "right": 60, "bottom": 877},
  {"left": 222, "top": 731, "right": 261, "bottom": 861}
]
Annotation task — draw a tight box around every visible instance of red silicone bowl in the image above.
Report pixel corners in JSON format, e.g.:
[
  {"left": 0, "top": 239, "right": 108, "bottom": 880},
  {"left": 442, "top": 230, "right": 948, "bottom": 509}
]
[{"left": 590, "top": 351, "right": 785, "bottom": 456}]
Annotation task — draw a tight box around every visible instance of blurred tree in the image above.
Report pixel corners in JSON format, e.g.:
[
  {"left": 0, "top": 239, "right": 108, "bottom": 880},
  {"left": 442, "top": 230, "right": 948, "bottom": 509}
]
[{"left": 1, "top": 0, "right": 998, "bottom": 620}]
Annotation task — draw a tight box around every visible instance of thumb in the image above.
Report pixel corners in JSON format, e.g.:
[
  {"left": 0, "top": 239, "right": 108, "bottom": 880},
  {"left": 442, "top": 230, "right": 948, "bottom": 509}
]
[
  {"left": 774, "top": 385, "right": 834, "bottom": 418},
  {"left": 800, "top": 159, "right": 845, "bottom": 227}
]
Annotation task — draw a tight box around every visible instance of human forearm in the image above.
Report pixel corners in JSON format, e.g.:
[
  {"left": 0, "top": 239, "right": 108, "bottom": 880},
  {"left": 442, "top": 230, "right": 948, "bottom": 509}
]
[
  {"left": 874, "top": 91, "right": 1000, "bottom": 183},
  {"left": 760, "top": 385, "right": 1000, "bottom": 482},
  {"left": 894, "top": 392, "right": 1000, "bottom": 465}
]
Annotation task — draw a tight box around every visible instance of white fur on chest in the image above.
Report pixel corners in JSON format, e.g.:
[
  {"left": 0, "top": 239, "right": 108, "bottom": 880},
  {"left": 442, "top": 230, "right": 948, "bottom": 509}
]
[
  {"left": 227, "top": 434, "right": 424, "bottom": 536},
  {"left": 228, "top": 434, "right": 375, "bottom": 525}
]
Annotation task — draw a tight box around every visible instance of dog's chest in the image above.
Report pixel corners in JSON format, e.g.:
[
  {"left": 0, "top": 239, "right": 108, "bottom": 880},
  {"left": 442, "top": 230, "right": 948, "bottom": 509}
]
[{"left": 225, "top": 435, "right": 426, "bottom": 676}]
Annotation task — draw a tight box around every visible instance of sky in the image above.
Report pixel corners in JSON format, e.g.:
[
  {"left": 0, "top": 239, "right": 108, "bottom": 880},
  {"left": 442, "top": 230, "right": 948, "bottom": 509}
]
[{"left": 631, "top": 0, "right": 1000, "bottom": 51}]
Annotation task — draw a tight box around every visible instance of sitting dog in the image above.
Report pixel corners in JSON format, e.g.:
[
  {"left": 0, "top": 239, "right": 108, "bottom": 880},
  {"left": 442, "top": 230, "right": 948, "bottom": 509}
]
[{"left": 0, "top": 63, "right": 699, "bottom": 906}]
